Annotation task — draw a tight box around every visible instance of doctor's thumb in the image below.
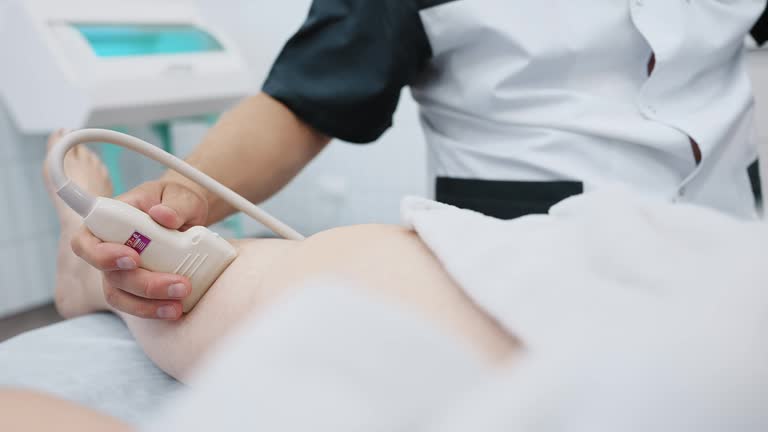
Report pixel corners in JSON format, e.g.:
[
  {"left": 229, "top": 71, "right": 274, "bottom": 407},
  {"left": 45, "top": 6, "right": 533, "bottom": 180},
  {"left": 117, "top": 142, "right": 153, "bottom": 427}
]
[{"left": 148, "top": 182, "right": 209, "bottom": 231}]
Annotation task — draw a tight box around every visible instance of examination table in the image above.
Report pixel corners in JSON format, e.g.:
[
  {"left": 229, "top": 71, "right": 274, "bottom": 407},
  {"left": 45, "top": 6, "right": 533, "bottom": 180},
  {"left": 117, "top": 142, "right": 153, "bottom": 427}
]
[{"left": 0, "top": 314, "right": 180, "bottom": 426}]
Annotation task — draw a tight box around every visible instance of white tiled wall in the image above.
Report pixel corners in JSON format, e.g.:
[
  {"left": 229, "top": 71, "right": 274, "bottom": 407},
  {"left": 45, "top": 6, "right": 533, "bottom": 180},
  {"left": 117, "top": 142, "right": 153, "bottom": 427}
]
[{"left": 0, "top": 103, "right": 59, "bottom": 317}]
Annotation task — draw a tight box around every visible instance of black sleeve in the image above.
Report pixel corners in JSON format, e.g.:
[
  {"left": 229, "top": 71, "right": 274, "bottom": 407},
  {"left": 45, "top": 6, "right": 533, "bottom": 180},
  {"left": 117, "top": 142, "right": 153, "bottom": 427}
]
[
  {"left": 752, "top": 4, "right": 768, "bottom": 46},
  {"left": 263, "top": 0, "right": 433, "bottom": 144}
]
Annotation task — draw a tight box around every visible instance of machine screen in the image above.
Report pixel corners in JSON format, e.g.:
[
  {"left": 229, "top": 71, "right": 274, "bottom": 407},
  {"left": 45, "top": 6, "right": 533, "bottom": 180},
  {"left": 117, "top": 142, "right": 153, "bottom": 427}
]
[{"left": 72, "top": 24, "right": 224, "bottom": 57}]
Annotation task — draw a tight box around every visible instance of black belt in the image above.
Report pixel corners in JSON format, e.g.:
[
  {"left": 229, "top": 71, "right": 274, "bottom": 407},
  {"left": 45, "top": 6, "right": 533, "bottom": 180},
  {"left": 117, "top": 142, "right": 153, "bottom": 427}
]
[
  {"left": 436, "top": 178, "right": 583, "bottom": 220},
  {"left": 749, "top": 160, "right": 762, "bottom": 208},
  {"left": 437, "top": 160, "right": 763, "bottom": 219}
]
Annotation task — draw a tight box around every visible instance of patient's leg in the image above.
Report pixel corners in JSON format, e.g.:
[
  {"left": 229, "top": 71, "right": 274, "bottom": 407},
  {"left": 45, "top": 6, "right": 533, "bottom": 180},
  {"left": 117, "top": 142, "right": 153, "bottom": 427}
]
[
  {"left": 46, "top": 137, "right": 519, "bottom": 382},
  {"left": 0, "top": 390, "right": 131, "bottom": 432}
]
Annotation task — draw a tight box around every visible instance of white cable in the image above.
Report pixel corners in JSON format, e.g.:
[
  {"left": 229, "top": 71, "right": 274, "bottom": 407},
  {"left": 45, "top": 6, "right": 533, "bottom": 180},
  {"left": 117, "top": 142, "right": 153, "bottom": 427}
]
[{"left": 45, "top": 129, "right": 305, "bottom": 241}]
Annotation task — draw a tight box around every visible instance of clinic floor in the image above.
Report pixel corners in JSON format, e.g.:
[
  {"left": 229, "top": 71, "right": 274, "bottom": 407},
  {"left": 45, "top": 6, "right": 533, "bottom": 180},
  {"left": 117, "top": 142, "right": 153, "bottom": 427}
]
[{"left": 0, "top": 304, "right": 61, "bottom": 342}]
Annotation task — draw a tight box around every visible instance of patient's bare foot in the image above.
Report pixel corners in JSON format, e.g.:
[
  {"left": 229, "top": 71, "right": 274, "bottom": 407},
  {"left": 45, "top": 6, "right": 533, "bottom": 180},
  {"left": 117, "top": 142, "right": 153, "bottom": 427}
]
[{"left": 44, "top": 130, "right": 113, "bottom": 318}]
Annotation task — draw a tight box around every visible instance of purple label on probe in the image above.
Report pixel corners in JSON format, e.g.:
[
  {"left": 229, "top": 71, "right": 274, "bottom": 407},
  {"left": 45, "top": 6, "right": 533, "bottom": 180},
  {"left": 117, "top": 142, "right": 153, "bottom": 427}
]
[{"left": 125, "top": 232, "right": 152, "bottom": 255}]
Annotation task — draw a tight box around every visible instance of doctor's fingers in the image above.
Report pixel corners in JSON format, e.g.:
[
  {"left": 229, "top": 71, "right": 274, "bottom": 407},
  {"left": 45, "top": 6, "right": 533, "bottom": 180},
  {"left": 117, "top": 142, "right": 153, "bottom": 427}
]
[
  {"left": 103, "top": 268, "right": 191, "bottom": 302},
  {"left": 118, "top": 181, "right": 208, "bottom": 231},
  {"left": 101, "top": 275, "right": 185, "bottom": 320},
  {"left": 70, "top": 226, "right": 142, "bottom": 272},
  {"left": 148, "top": 181, "right": 209, "bottom": 231}
]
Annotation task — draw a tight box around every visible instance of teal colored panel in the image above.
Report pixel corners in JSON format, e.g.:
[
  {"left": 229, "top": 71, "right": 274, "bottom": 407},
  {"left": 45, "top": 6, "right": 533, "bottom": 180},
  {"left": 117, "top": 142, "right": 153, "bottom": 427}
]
[
  {"left": 100, "top": 126, "right": 129, "bottom": 195},
  {"left": 152, "top": 123, "right": 174, "bottom": 154},
  {"left": 73, "top": 24, "right": 223, "bottom": 58},
  {"left": 101, "top": 144, "right": 125, "bottom": 195}
]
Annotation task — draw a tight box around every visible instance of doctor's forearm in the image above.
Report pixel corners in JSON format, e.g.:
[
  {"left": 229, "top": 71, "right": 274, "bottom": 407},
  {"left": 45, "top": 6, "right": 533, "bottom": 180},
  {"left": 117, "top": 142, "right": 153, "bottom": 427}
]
[{"left": 162, "top": 93, "right": 330, "bottom": 225}]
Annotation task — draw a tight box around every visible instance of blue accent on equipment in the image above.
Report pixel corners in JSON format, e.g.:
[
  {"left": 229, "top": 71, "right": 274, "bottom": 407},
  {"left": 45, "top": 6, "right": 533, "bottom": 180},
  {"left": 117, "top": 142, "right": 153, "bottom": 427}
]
[{"left": 74, "top": 24, "right": 223, "bottom": 58}]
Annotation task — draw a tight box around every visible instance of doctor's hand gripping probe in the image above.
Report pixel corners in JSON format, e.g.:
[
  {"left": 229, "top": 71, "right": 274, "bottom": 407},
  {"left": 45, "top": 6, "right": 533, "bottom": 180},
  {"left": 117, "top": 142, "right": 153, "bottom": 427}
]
[{"left": 46, "top": 129, "right": 305, "bottom": 313}]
